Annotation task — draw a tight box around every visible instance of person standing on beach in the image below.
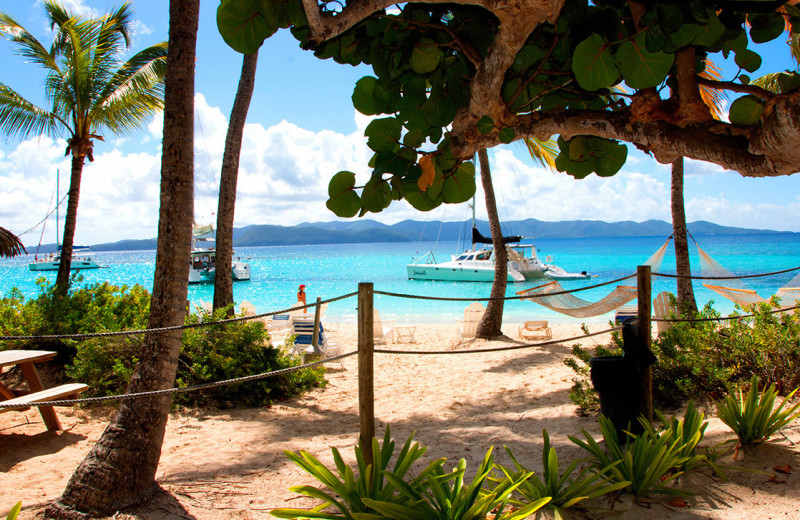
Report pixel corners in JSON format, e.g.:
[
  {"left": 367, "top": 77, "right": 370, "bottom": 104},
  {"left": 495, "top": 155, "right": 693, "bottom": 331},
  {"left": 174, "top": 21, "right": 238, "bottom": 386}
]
[{"left": 298, "top": 284, "right": 307, "bottom": 313}]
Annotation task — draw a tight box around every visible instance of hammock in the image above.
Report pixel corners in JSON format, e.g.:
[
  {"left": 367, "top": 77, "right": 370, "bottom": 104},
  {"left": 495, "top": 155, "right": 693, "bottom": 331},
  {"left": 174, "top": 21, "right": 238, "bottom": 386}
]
[
  {"left": 516, "top": 238, "right": 671, "bottom": 318},
  {"left": 697, "top": 243, "right": 800, "bottom": 307}
]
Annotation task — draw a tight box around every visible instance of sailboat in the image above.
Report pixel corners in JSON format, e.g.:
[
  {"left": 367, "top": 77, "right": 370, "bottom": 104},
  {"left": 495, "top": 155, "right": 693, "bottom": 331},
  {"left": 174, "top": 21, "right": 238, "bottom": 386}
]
[
  {"left": 406, "top": 196, "right": 590, "bottom": 282},
  {"left": 28, "top": 171, "right": 103, "bottom": 271},
  {"left": 188, "top": 223, "right": 251, "bottom": 284}
]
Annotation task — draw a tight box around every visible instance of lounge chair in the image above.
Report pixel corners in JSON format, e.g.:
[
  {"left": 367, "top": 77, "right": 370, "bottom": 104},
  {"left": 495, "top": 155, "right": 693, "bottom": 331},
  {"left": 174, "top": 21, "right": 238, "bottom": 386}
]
[
  {"left": 653, "top": 291, "right": 676, "bottom": 335},
  {"left": 518, "top": 320, "right": 552, "bottom": 341},
  {"left": 614, "top": 304, "right": 637, "bottom": 324},
  {"left": 374, "top": 309, "right": 395, "bottom": 344},
  {"left": 264, "top": 313, "right": 292, "bottom": 334},
  {"left": 456, "top": 302, "right": 485, "bottom": 342},
  {"left": 291, "top": 316, "right": 343, "bottom": 368}
]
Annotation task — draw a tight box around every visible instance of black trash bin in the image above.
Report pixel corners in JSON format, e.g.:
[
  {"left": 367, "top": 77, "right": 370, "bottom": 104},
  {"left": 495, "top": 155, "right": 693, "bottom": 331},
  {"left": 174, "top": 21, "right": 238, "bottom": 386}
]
[{"left": 590, "top": 355, "right": 643, "bottom": 438}]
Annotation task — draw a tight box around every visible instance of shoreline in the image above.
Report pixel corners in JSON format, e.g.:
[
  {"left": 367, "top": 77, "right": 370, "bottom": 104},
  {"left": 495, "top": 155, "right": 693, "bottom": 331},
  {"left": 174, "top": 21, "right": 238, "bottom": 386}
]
[{"left": 3, "top": 322, "right": 800, "bottom": 519}]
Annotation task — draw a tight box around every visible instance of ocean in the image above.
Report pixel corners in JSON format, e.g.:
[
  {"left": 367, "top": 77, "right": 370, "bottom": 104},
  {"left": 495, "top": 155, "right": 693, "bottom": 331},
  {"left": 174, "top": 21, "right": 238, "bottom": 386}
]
[{"left": 2, "top": 233, "right": 799, "bottom": 325}]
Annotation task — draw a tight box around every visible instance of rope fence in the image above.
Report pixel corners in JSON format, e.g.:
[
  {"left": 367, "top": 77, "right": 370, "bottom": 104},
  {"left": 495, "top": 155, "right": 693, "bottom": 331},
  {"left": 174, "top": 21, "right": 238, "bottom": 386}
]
[{"left": 653, "top": 265, "right": 800, "bottom": 280}]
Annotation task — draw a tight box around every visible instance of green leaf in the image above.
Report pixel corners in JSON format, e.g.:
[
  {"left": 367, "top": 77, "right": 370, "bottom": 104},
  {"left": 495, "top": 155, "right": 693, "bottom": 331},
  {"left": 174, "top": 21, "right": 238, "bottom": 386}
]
[
  {"left": 403, "top": 129, "right": 426, "bottom": 148},
  {"left": 734, "top": 48, "right": 762, "bottom": 73},
  {"left": 422, "top": 95, "right": 457, "bottom": 127},
  {"left": 326, "top": 171, "right": 361, "bottom": 218},
  {"left": 477, "top": 116, "right": 494, "bottom": 134},
  {"left": 572, "top": 33, "right": 619, "bottom": 91},
  {"left": 442, "top": 162, "right": 476, "bottom": 204},
  {"left": 365, "top": 117, "right": 402, "bottom": 153},
  {"left": 361, "top": 176, "right": 392, "bottom": 213},
  {"left": 778, "top": 72, "right": 800, "bottom": 93},
  {"left": 498, "top": 127, "right": 516, "bottom": 144},
  {"left": 410, "top": 38, "right": 442, "bottom": 74},
  {"left": 217, "top": 0, "right": 277, "bottom": 54},
  {"left": 692, "top": 12, "right": 725, "bottom": 46},
  {"left": 596, "top": 142, "right": 628, "bottom": 177},
  {"left": 739, "top": 74, "right": 750, "bottom": 85},
  {"left": 615, "top": 33, "right": 674, "bottom": 89},
  {"left": 728, "top": 95, "right": 764, "bottom": 126},
  {"left": 749, "top": 12, "right": 786, "bottom": 44},
  {"left": 352, "top": 76, "right": 380, "bottom": 116},
  {"left": 513, "top": 44, "right": 544, "bottom": 73}
]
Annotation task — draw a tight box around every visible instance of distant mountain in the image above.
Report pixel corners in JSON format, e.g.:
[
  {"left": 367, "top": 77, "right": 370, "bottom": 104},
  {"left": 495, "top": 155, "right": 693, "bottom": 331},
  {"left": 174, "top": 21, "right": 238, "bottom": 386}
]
[{"left": 78, "top": 218, "right": 791, "bottom": 252}]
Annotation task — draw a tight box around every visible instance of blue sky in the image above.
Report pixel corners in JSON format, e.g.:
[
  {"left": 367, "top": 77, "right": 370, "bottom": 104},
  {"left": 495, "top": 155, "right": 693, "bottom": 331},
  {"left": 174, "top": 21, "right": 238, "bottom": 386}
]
[{"left": 1, "top": 0, "right": 799, "bottom": 247}]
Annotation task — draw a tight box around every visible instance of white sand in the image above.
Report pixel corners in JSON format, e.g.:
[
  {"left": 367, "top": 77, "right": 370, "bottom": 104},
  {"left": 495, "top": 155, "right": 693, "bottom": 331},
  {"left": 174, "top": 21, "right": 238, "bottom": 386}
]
[{"left": 2, "top": 322, "right": 800, "bottom": 519}]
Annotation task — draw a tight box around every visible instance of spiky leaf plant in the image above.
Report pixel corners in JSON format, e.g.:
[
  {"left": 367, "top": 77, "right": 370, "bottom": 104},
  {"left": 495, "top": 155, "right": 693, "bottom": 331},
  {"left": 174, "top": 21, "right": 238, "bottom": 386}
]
[
  {"left": 498, "top": 430, "right": 629, "bottom": 519},
  {"left": 716, "top": 374, "right": 800, "bottom": 455}
]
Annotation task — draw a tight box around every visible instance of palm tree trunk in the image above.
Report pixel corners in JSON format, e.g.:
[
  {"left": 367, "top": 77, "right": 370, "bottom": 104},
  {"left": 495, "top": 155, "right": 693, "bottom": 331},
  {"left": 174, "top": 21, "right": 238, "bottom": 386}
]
[
  {"left": 476, "top": 149, "right": 506, "bottom": 338},
  {"left": 214, "top": 51, "right": 259, "bottom": 315},
  {"left": 54, "top": 155, "right": 85, "bottom": 298},
  {"left": 671, "top": 157, "right": 697, "bottom": 312},
  {"left": 47, "top": 1, "right": 199, "bottom": 516}
]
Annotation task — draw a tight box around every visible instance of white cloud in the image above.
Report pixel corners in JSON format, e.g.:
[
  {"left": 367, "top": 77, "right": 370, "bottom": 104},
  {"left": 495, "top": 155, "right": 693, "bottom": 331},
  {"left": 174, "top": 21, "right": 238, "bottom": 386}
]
[{"left": 686, "top": 195, "right": 800, "bottom": 232}]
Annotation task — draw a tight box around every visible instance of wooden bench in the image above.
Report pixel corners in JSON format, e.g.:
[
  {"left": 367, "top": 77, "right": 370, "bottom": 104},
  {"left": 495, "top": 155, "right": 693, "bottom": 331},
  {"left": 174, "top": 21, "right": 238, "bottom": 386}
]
[
  {"left": 0, "top": 383, "right": 88, "bottom": 412},
  {"left": 518, "top": 320, "right": 552, "bottom": 340}
]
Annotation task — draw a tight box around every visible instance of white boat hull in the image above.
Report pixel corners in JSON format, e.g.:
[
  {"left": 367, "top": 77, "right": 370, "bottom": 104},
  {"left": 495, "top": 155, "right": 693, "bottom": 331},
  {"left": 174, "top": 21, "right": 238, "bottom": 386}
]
[
  {"left": 29, "top": 258, "right": 102, "bottom": 271},
  {"left": 407, "top": 261, "right": 546, "bottom": 282},
  {"left": 188, "top": 263, "right": 251, "bottom": 284}
]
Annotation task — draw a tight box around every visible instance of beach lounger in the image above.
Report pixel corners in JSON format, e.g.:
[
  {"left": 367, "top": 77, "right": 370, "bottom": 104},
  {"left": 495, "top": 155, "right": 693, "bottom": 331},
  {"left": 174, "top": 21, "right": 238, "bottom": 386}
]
[
  {"left": 518, "top": 320, "right": 552, "bottom": 341},
  {"left": 291, "top": 317, "right": 343, "bottom": 368},
  {"left": 240, "top": 300, "right": 257, "bottom": 316},
  {"left": 374, "top": 309, "right": 395, "bottom": 344},
  {"left": 614, "top": 305, "right": 637, "bottom": 324}
]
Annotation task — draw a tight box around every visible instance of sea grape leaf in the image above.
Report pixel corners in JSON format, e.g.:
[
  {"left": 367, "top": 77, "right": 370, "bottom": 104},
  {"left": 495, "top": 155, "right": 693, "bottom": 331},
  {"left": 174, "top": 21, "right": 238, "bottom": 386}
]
[
  {"left": 498, "top": 127, "right": 516, "bottom": 144},
  {"left": 748, "top": 12, "right": 785, "bottom": 44},
  {"left": 361, "top": 177, "right": 392, "bottom": 213},
  {"left": 735, "top": 48, "right": 762, "bottom": 73},
  {"left": 572, "top": 33, "right": 620, "bottom": 91},
  {"left": 513, "top": 44, "right": 544, "bottom": 73},
  {"left": 477, "top": 116, "right": 494, "bottom": 134},
  {"left": 418, "top": 154, "right": 436, "bottom": 191},
  {"left": 728, "top": 95, "right": 764, "bottom": 126},
  {"left": 595, "top": 141, "right": 628, "bottom": 177},
  {"left": 326, "top": 171, "right": 361, "bottom": 217},
  {"left": 410, "top": 38, "right": 442, "bottom": 74},
  {"left": 442, "top": 162, "right": 476, "bottom": 203},
  {"left": 422, "top": 95, "right": 457, "bottom": 127},
  {"left": 692, "top": 12, "right": 725, "bottom": 46},
  {"left": 217, "top": 0, "right": 277, "bottom": 54},
  {"left": 365, "top": 118, "right": 402, "bottom": 153},
  {"left": 615, "top": 33, "right": 674, "bottom": 89},
  {"left": 352, "top": 76, "right": 380, "bottom": 115}
]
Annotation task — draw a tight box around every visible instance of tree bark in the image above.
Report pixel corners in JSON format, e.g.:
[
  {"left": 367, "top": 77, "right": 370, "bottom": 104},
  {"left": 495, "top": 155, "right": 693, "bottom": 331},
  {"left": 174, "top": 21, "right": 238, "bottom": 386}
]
[
  {"left": 54, "top": 155, "right": 85, "bottom": 299},
  {"left": 671, "top": 157, "right": 697, "bottom": 313},
  {"left": 46, "top": 1, "right": 199, "bottom": 517},
  {"left": 214, "top": 51, "right": 259, "bottom": 316},
  {"left": 475, "top": 148, "right": 506, "bottom": 338}
]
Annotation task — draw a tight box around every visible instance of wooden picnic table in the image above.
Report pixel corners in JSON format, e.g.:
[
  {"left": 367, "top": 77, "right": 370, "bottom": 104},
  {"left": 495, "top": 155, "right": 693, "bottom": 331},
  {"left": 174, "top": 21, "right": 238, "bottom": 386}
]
[{"left": 0, "top": 349, "right": 87, "bottom": 431}]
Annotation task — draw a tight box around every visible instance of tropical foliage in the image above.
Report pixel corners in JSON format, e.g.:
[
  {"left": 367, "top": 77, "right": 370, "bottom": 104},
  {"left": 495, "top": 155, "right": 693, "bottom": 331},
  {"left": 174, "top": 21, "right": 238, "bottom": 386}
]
[
  {"left": 0, "top": 1, "right": 167, "bottom": 295},
  {"left": 219, "top": 0, "right": 800, "bottom": 219},
  {"left": 715, "top": 374, "right": 800, "bottom": 453}
]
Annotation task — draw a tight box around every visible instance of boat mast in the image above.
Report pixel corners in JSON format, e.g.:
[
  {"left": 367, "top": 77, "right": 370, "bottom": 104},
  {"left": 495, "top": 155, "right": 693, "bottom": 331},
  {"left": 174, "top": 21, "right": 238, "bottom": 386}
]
[
  {"left": 471, "top": 154, "right": 477, "bottom": 252},
  {"left": 56, "top": 169, "right": 60, "bottom": 249}
]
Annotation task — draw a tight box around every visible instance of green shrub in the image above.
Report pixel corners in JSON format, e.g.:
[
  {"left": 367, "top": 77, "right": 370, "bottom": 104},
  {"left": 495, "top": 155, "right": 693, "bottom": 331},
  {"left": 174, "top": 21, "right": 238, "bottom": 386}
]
[
  {"left": 565, "top": 301, "right": 800, "bottom": 411},
  {"left": 562, "top": 331, "right": 621, "bottom": 415},
  {"left": 715, "top": 374, "right": 800, "bottom": 455},
  {"left": 173, "top": 307, "right": 325, "bottom": 408},
  {"left": 66, "top": 335, "right": 142, "bottom": 397}
]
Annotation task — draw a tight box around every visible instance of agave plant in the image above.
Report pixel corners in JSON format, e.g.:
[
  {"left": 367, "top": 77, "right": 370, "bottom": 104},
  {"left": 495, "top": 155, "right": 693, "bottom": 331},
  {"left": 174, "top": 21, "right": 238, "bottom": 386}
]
[
  {"left": 361, "top": 446, "right": 550, "bottom": 520},
  {"left": 497, "top": 430, "right": 629, "bottom": 520},
  {"left": 716, "top": 375, "right": 800, "bottom": 456},
  {"left": 570, "top": 415, "right": 694, "bottom": 497},
  {"left": 270, "top": 426, "right": 429, "bottom": 519}
]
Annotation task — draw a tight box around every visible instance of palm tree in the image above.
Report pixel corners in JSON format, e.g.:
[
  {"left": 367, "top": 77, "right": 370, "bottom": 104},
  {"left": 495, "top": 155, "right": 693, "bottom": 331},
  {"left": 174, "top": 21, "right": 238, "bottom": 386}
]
[
  {"left": 0, "top": 227, "right": 25, "bottom": 258},
  {"left": 0, "top": 1, "right": 167, "bottom": 298},
  {"left": 214, "top": 51, "right": 259, "bottom": 315},
  {"left": 46, "top": 1, "right": 199, "bottom": 516}
]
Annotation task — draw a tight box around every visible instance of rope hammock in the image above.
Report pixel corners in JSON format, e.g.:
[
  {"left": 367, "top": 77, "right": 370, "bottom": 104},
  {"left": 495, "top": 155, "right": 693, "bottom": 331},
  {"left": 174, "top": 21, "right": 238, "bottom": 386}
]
[
  {"left": 516, "top": 238, "right": 671, "bottom": 318},
  {"left": 696, "top": 242, "right": 800, "bottom": 307}
]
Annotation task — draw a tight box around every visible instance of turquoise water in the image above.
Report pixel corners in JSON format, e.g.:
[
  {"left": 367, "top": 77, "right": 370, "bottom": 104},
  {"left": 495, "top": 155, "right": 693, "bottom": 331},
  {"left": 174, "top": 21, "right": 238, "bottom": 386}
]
[{"left": 2, "top": 233, "right": 799, "bottom": 324}]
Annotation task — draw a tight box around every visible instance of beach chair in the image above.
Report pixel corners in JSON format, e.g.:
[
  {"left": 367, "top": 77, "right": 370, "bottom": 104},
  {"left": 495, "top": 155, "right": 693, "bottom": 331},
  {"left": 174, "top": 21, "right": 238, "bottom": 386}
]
[
  {"left": 456, "top": 302, "right": 485, "bottom": 342},
  {"left": 614, "top": 304, "right": 637, "bottom": 324},
  {"left": 518, "top": 320, "right": 552, "bottom": 341},
  {"left": 264, "top": 313, "right": 292, "bottom": 334},
  {"left": 195, "top": 300, "right": 213, "bottom": 314},
  {"left": 653, "top": 291, "right": 677, "bottom": 335},
  {"left": 374, "top": 309, "right": 395, "bottom": 344},
  {"left": 291, "top": 317, "right": 343, "bottom": 368}
]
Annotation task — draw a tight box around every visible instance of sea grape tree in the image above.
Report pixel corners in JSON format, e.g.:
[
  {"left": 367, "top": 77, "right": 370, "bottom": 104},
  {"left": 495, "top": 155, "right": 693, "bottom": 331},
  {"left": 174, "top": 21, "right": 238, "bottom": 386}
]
[{"left": 218, "top": 0, "right": 800, "bottom": 218}]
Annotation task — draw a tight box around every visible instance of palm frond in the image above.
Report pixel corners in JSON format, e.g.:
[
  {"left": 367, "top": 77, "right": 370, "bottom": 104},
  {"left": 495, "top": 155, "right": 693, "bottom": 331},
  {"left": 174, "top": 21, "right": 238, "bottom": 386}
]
[
  {"left": 699, "top": 58, "right": 727, "bottom": 120},
  {"left": 0, "top": 227, "right": 26, "bottom": 258},
  {"left": 0, "top": 12, "right": 60, "bottom": 73},
  {"left": 0, "top": 84, "right": 60, "bottom": 138},
  {"left": 522, "top": 137, "right": 559, "bottom": 172}
]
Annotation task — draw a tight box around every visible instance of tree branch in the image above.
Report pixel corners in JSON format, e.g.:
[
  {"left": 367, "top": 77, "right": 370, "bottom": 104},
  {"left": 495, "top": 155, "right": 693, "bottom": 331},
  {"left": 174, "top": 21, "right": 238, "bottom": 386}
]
[{"left": 696, "top": 76, "right": 778, "bottom": 101}]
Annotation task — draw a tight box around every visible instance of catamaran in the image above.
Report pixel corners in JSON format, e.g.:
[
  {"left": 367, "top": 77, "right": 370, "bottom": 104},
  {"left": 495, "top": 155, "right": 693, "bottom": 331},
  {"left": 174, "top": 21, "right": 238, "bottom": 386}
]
[{"left": 189, "top": 224, "right": 251, "bottom": 284}]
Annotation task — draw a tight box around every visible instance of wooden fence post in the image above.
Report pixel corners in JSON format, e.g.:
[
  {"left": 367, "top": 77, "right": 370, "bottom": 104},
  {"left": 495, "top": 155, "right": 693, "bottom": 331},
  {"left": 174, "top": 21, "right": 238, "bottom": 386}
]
[
  {"left": 637, "top": 265, "right": 653, "bottom": 422},
  {"left": 358, "top": 282, "right": 375, "bottom": 468}
]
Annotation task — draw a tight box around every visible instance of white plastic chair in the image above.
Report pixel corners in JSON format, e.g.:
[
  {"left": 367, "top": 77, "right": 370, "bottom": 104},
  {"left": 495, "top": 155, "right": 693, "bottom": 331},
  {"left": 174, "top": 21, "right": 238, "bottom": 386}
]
[
  {"left": 374, "top": 309, "right": 395, "bottom": 344},
  {"left": 456, "top": 302, "right": 485, "bottom": 342}
]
